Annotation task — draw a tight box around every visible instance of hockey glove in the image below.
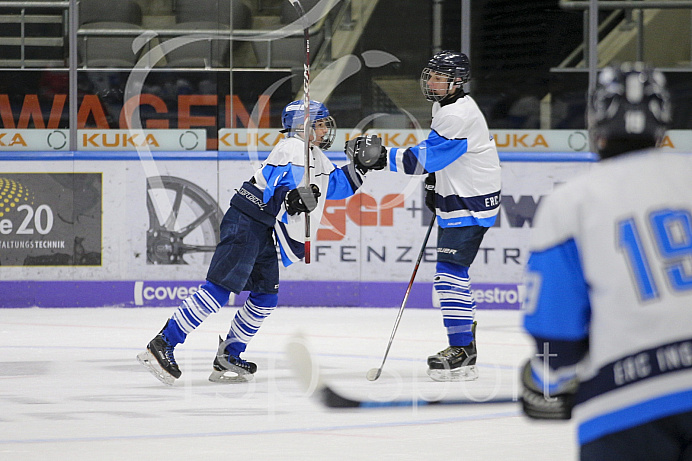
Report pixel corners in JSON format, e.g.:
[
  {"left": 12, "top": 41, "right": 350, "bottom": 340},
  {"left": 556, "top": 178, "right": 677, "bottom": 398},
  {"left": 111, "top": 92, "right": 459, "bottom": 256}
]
[
  {"left": 345, "top": 135, "right": 387, "bottom": 174},
  {"left": 520, "top": 360, "right": 577, "bottom": 420},
  {"left": 285, "top": 184, "right": 321, "bottom": 215},
  {"left": 424, "top": 173, "right": 436, "bottom": 213}
]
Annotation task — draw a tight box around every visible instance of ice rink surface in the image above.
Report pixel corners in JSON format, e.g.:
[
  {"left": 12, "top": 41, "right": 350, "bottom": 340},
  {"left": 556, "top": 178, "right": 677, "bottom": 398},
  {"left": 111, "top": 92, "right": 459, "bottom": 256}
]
[{"left": 1, "top": 307, "right": 577, "bottom": 460}]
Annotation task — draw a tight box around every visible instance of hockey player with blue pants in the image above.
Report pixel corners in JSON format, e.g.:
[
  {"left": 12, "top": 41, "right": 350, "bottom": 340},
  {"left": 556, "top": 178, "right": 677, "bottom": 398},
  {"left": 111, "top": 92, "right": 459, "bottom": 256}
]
[
  {"left": 369, "top": 51, "right": 502, "bottom": 381},
  {"left": 137, "top": 100, "right": 386, "bottom": 385},
  {"left": 520, "top": 63, "right": 692, "bottom": 460}
]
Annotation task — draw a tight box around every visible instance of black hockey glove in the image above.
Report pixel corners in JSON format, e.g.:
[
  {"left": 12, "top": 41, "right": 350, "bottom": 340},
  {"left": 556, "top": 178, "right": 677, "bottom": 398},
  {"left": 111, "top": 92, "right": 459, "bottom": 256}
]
[
  {"left": 520, "top": 360, "right": 577, "bottom": 420},
  {"left": 285, "top": 184, "right": 321, "bottom": 216},
  {"left": 345, "top": 135, "right": 387, "bottom": 175},
  {"left": 424, "top": 173, "right": 436, "bottom": 213}
]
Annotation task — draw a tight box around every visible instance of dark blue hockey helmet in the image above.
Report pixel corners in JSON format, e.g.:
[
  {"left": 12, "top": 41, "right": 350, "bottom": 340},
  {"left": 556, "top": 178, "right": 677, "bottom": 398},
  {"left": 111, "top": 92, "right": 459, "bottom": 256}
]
[
  {"left": 281, "top": 100, "right": 336, "bottom": 149},
  {"left": 588, "top": 62, "right": 671, "bottom": 157},
  {"left": 420, "top": 51, "right": 471, "bottom": 102}
]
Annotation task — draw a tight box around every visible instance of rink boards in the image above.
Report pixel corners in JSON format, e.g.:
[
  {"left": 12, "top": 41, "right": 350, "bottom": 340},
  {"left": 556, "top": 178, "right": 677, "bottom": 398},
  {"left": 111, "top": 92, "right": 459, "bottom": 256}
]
[{"left": 0, "top": 150, "right": 595, "bottom": 309}]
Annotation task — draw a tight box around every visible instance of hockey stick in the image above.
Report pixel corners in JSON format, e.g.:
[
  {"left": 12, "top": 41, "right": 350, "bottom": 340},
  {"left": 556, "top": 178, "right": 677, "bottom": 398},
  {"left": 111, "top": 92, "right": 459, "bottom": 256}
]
[
  {"left": 288, "top": 0, "right": 313, "bottom": 264},
  {"left": 286, "top": 335, "right": 518, "bottom": 409},
  {"left": 365, "top": 213, "right": 437, "bottom": 381}
]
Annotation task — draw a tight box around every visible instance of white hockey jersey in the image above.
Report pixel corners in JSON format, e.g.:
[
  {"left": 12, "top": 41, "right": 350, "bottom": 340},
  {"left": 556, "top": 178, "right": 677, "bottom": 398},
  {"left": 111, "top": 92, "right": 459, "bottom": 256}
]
[
  {"left": 387, "top": 94, "right": 501, "bottom": 228},
  {"left": 522, "top": 150, "right": 692, "bottom": 445},
  {"left": 251, "top": 136, "right": 362, "bottom": 266}
]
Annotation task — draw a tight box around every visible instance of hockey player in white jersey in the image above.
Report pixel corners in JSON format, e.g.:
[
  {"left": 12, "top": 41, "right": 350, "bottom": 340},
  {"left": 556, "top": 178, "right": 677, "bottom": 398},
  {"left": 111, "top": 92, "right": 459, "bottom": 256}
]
[
  {"left": 137, "top": 100, "right": 386, "bottom": 385},
  {"left": 520, "top": 62, "right": 692, "bottom": 460},
  {"left": 373, "top": 51, "right": 502, "bottom": 381}
]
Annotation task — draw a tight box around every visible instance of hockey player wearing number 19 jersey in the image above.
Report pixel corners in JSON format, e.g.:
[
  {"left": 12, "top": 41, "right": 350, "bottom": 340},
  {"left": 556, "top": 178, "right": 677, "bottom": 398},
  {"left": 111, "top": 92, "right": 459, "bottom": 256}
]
[
  {"left": 385, "top": 51, "right": 502, "bottom": 381},
  {"left": 521, "top": 63, "right": 692, "bottom": 460}
]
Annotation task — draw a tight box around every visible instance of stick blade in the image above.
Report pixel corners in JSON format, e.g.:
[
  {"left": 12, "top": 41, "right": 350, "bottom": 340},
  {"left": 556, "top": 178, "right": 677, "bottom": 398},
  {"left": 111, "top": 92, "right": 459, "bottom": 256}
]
[
  {"left": 320, "top": 386, "right": 361, "bottom": 408},
  {"left": 285, "top": 333, "right": 517, "bottom": 409},
  {"left": 365, "top": 368, "right": 381, "bottom": 381}
]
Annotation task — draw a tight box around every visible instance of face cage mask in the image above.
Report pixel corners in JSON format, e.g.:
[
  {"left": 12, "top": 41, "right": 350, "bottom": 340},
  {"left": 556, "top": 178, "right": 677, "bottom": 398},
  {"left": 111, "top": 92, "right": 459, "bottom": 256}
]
[
  {"left": 420, "top": 68, "right": 459, "bottom": 102},
  {"left": 290, "top": 115, "right": 336, "bottom": 150},
  {"left": 315, "top": 115, "right": 336, "bottom": 149}
]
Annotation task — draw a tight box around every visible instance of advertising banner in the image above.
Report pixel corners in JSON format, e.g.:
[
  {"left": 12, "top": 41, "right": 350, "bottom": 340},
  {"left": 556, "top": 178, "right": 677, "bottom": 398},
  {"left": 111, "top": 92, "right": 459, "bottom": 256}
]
[
  {"left": 0, "top": 280, "right": 519, "bottom": 309},
  {"left": 3, "top": 128, "right": 689, "bottom": 153},
  {"left": 0, "top": 129, "right": 69, "bottom": 151},
  {"left": 0, "top": 173, "right": 102, "bottom": 266},
  {"left": 0, "top": 151, "right": 600, "bottom": 308},
  {"left": 217, "top": 128, "right": 692, "bottom": 152},
  {"left": 277, "top": 160, "right": 593, "bottom": 287},
  {"left": 78, "top": 129, "right": 207, "bottom": 151}
]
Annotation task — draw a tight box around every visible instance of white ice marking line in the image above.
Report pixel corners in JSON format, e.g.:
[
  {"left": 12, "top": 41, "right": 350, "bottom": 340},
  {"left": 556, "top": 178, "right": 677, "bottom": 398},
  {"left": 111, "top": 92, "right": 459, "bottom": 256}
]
[
  {"left": 0, "top": 345, "right": 519, "bottom": 370},
  {"left": 0, "top": 411, "right": 520, "bottom": 445}
]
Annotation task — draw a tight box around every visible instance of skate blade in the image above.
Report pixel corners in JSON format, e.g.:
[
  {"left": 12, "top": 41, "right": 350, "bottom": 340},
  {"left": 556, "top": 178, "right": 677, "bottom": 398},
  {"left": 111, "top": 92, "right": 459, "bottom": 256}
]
[
  {"left": 427, "top": 365, "right": 479, "bottom": 382},
  {"left": 137, "top": 350, "right": 177, "bottom": 386},
  {"left": 208, "top": 367, "right": 254, "bottom": 383}
]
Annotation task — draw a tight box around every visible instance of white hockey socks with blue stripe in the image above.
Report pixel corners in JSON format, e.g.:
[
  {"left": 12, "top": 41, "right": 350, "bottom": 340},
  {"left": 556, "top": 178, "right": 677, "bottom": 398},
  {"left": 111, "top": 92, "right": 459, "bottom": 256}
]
[
  {"left": 433, "top": 261, "right": 475, "bottom": 347},
  {"left": 165, "top": 281, "right": 230, "bottom": 346},
  {"left": 224, "top": 292, "right": 278, "bottom": 357}
]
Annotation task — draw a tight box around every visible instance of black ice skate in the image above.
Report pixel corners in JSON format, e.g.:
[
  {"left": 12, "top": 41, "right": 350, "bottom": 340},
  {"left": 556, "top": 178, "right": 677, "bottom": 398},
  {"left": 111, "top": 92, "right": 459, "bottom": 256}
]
[
  {"left": 208, "top": 336, "right": 257, "bottom": 383},
  {"left": 427, "top": 321, "right": 478, "bottom": 382},
  {"left": 136, "top": 322, "right": 181, "bottom": 386}
]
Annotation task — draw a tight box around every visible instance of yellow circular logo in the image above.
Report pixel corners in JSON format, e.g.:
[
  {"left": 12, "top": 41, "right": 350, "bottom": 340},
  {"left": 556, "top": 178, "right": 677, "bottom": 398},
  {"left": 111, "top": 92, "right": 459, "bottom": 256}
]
[{"left": 0, "top": 178, "right": 35, "bottom": 218}]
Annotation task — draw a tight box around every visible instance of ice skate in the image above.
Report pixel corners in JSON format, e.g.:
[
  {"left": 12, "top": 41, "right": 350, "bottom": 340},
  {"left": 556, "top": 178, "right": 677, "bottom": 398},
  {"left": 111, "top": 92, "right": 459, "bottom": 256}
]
[
  {"left": 208, "top": 336, "right": 257, "bottom": 383},
  {"left": 427, "top": 322, "right": 478, "bottom": 382},
  {"left": 137, "top": 325, "right": 181, "bottom": 386}
]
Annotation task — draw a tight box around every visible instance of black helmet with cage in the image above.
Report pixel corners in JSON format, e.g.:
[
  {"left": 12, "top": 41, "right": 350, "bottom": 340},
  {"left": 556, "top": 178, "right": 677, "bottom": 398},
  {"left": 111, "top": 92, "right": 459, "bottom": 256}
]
[
  {"left": 420, "top": 50, "right": 471, "bottom": 102},
  {"left": 588, "top": 62, "right": 671, "bottom": 159}
]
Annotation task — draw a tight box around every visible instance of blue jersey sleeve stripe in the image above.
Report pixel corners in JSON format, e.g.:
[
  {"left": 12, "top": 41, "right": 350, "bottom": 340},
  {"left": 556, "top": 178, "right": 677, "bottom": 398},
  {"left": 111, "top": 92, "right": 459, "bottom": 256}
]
[
  {"left": 261, "top": 164, "right": 296, "bottom": 201},
  {"left": 523, "top": 238, "right": 591, "bottom": 341},
  {"left": 578, "top": 389, "right": 692, "bottom": 445},
  {"left": 274, "top": 221, "right": 304, "bottom": 267},
  {"left": 421, "top": 129, "right": 468, "bottom": 172},
  {"left": 327, "top": 165, "right": 360, "bottom": 200},
  {"left": 428, "top": 137, "right": 468, "bottom": 171},
  {"left": 389, "top": 148, "right": 398, "bottom": 172},
  {"left": 391, "top": 130, "right": 468, "bottom": 175}
]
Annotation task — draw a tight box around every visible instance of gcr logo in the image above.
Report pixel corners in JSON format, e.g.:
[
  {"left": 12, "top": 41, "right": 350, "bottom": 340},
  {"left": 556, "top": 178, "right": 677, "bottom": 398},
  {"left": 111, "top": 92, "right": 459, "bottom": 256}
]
[{"left": 318, "top": 193, "right": 404, "bottom": 241}]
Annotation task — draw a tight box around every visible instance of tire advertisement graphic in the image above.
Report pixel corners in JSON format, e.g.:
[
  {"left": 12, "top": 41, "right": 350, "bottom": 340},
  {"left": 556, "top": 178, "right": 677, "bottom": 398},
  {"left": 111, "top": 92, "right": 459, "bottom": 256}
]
[
  {"left": 0, "top": 173, "right": 102, "bottom": 266},
  {"left": 146, "top": 175, "right": 222, "bottom": 265}
]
